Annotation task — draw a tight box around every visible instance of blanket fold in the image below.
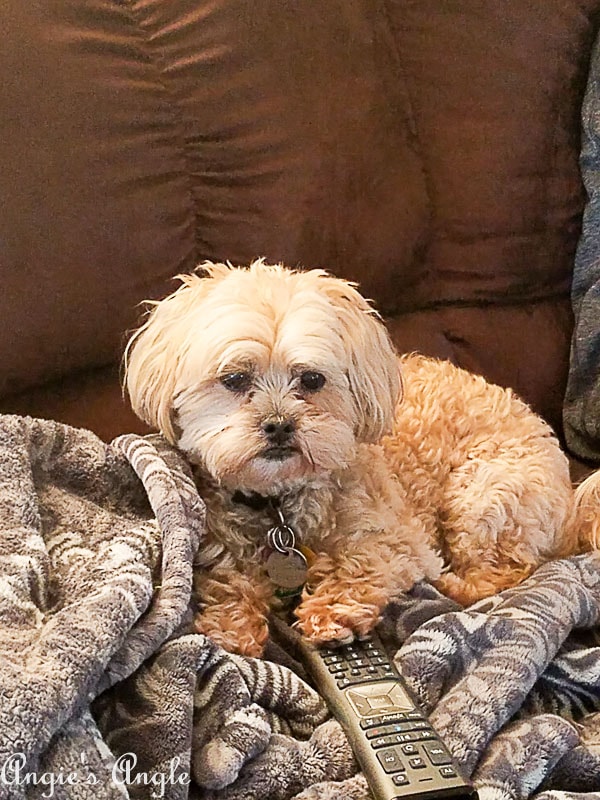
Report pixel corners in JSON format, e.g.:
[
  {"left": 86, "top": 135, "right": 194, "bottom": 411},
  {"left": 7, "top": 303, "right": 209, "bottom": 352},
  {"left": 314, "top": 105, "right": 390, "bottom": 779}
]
[{"left": 0, "top": 415, "right": 600, "bottom": 799}]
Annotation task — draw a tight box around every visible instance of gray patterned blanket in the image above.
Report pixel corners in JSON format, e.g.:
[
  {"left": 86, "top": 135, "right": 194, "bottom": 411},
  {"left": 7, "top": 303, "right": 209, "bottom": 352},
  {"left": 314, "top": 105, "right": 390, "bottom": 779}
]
[{"left": 1, "top": 414, "right": 600, "bottom": 799}]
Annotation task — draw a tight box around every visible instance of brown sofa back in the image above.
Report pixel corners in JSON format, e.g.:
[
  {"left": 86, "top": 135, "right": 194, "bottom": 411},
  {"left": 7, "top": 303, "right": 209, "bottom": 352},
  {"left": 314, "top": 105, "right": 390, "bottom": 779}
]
[{"left": 2, "top": 0, "right": 599, "bottom": 440}]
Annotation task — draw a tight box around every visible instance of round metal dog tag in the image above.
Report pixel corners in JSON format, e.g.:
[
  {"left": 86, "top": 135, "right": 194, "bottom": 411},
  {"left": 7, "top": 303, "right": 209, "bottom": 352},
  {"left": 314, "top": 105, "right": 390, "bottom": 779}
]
[{"left": 266, "top": 547, "right": 308, "bottom": 589}]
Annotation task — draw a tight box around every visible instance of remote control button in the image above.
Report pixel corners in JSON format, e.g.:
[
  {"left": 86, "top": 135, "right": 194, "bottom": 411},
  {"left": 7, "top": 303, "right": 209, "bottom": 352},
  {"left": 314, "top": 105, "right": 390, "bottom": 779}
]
[
  {"left": 327, "top": 662, "right": 347, "bottom": 674},
  {"left": 366, "top": 725, "right": 404, "bottom": 740},
  {"left": 317, "top": 645, "right": 336, "bottom": 655},
  {"left": 439, "top": 766, "right": 457, "bottom": 779},
  {"left": 360, "top": 717, "right": 383, "bottom": 729},
  {"left": 413, "top": 730, "right": 436, "bottom": 742},
  {"left": 392, "top": 773, "right": 411, "bottom": 786},
  {"left": 340, "top": 674, "right": 368, "bottom": 686},
  {"left": 401, "top": 743, "right": 418, "bottom": 755},
  {"left": 360, "top": 713, "right": 406, "bottom": 729},
  {"left": 366, "top": 721, "right": 433, "bottom": 740},
  {"left": 407, "top": 720, "right": 432, "bottom": 732},
  {"left": 366, "top": 727, "right": 389, "bottom": 739},
  {"left": 324, "top": 655, "right": 343, "bottom": 665},
  {"left": 370, "top": 732, "right": 418, "bottom": 748},
  {"left": 408, "top": 756, "right": 426, "bottom": 769},
  {"left": 394, "top": 732, "right": 419, "bottom": 744},
  {"left": 376, "top": 748, "right": 405, "bottom": 774},
  {"left": 370, "top": 734, "right": 400, "bottom": 749},
  {"left": 349, "top": 671, "right": 374, "bottom": 683},
  {"left": 341, "top": 671, "right": 396, "bottom": 687},
  {"left": 423, "top": 743, "right": 452, "bottom": 766},
  {"left": 366, "top": 667, "right": 385, "bottom": 679},
  {"left": 347, "top": 681, "right": 416, "bottom": 714}
]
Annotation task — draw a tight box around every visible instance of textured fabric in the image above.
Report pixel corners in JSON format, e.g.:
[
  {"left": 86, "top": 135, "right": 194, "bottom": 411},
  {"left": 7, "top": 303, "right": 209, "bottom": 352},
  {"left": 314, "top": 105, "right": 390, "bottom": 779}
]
[
  {"left": 0, "top": 416, "right": 202, "bottom": 796},
  {"left": 2, "top": 1, "right": 600, "bottom": 437},
  {"left": 565, "top": 29, "right": 600, "bottom": 463},
  {"left": 2, "top": 414, "right": 600, "bottom": 798}
]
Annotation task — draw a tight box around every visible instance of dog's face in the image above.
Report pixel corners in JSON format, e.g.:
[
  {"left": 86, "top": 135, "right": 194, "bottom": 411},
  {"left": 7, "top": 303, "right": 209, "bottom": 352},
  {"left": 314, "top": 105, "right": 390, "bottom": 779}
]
[{"left": 125, "top": 261, "right": 401, "bottom": 495}]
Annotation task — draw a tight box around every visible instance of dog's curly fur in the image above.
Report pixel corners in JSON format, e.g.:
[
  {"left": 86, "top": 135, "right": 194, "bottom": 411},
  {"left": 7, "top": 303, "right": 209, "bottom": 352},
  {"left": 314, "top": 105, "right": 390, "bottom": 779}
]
[{"left": 125, "top": 260, "right": 578, "bottom": 656}]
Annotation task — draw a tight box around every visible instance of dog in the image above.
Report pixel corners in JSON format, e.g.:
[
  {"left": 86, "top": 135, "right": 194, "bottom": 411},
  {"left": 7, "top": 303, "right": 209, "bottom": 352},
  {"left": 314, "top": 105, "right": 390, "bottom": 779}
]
[{"left": 124, "top": 259, "right": 578, "bottom": 657}]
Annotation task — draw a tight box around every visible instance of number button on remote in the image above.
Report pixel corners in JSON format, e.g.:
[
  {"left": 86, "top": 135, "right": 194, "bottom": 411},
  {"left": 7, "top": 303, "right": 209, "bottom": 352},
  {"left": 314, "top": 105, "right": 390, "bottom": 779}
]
[
  {"left": 376, "top": 747, "right": 404, "bottom": 774},
  {"left": 424, "top": 742, "right": 453, "bottom": 766}
]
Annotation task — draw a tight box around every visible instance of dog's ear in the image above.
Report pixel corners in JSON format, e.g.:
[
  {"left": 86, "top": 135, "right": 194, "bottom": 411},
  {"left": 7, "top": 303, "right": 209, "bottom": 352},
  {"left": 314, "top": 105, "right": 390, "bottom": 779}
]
[
  {"left": 317, "top": 275, "right": 401, "bottom": 442},
  {"left": 124, "top": 262, "right": 232, "bottom": 442}
]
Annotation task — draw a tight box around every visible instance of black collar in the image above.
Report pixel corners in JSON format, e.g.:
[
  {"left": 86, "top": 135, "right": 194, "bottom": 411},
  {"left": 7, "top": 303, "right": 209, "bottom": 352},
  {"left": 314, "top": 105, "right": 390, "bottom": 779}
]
[{"left": 231, "top": 490, "right": 278, "bottom": 512}]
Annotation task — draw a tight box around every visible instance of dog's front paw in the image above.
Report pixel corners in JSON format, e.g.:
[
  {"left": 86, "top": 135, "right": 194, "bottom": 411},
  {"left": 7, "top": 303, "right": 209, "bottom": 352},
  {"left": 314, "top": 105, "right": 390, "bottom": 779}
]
[
  {"left": 294, "top": 590, "right": 381, "bottom": 646},
  {"left": 194, "top": 611, "right": 268, "bottom": 658}
]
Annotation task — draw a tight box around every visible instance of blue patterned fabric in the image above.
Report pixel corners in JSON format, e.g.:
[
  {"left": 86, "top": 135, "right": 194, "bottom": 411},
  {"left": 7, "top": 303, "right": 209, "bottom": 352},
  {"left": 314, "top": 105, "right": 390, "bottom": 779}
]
[{"left": 565, "top": 30, "right": 600, "bottom": 462}]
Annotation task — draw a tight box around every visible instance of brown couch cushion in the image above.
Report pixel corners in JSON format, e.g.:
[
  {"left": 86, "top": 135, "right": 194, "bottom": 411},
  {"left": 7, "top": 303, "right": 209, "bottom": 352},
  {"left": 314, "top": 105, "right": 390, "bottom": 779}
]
[
  {"left": 1, "top": 0, "right": 198, "bottom": 398},
  {"left": 1, "top": 0, "right": 599, "bottom": 439}
]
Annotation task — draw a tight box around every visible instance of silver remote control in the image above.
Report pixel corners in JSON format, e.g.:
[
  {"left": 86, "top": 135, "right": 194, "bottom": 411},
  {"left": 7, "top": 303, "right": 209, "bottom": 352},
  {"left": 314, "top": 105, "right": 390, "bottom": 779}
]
[{"left": 297, "top": 631, "right": 477, "bottom": 800}]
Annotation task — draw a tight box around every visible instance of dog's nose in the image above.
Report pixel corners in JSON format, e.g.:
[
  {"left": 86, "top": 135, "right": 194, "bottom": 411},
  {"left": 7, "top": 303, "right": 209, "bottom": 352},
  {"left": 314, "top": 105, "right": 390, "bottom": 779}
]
[{"left": 261, "top": 416, "right": 296, "bottom": 445}]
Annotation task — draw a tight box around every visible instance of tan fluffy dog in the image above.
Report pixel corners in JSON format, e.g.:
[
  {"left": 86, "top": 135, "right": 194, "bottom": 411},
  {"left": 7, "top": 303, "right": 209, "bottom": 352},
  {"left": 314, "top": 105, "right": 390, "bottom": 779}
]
[{"left": 125, "top": 260, "right": 577, "bottom": 657}]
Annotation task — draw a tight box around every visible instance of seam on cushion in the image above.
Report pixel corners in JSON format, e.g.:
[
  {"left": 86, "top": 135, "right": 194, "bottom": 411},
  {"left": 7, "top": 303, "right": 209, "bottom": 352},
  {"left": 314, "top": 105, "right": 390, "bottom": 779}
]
[
  {"left": 114, "top": 0, "right": 202, "bottom": 264},
  {"left": 386, "top": 288, "right": 572, "bottom": 316}
]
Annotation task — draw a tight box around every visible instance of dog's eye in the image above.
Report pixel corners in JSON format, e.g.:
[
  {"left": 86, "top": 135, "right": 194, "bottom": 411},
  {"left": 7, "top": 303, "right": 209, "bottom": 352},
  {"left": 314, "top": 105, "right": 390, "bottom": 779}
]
[
  {"left": 300, "top": 371, "right": 326, "bottom": 392},
  {"left": 220, "top": 372, "right": 252, "bottom": 393}
]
